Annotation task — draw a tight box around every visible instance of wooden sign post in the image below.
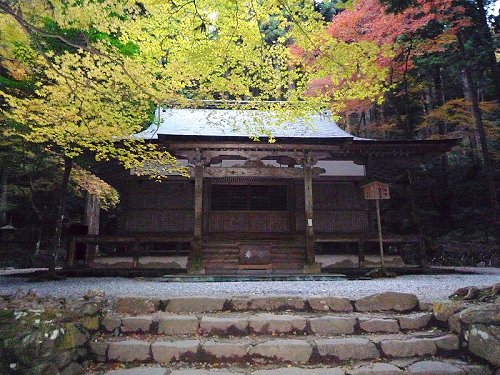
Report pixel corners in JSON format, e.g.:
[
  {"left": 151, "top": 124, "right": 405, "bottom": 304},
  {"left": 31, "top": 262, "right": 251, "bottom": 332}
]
[{"left": 361, "top": 181, "right": 390, "bottom": 272}]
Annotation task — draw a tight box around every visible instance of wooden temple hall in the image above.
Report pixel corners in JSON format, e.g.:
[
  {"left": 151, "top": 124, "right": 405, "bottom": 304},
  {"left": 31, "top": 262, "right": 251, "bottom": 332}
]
[{"left": 69, "top": 108, "right": 456, "bottom": 274}]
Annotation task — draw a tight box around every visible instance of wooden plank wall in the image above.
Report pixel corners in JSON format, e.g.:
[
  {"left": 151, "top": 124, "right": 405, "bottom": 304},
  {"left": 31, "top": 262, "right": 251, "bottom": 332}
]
[
  {"left": 296, "top": 181, "right": 368, "bottom": 233},
  {"left": 208, "top": 211, "right": 288, "bottom": 233},
  {"left": 121, "top": 180, "right": 194, "bottom": 233},
  {"left": 121, "top": 179, "right": 368, "bottom": 235},
  {"left": 201, "top": 242, "right": 306, "bottom": 274}
]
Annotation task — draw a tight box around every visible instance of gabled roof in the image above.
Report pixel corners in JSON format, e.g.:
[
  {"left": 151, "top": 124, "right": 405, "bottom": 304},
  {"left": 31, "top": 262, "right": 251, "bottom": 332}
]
[{"left": 136, "top": 108, "right": 366, "bottom": 140}]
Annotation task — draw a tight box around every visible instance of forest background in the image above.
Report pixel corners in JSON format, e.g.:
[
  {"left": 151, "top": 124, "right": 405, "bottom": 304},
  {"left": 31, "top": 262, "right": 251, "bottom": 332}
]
[{"left": 0, "top": 0, "right": 499, "bottom": 267}]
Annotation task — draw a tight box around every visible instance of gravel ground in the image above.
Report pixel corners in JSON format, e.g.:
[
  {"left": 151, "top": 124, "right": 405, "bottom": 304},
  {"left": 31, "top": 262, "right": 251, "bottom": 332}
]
[{"left": 1, "top": 271, "right": 499, "bottom": 302}]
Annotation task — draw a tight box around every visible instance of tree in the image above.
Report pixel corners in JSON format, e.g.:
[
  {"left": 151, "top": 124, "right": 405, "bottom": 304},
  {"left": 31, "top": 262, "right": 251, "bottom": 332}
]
[
  {"left": 1, "top": 0, "right": 401, "bottom": 271},
  {"left": 298, "top": 0, "right": 468, "bottom": 132}
]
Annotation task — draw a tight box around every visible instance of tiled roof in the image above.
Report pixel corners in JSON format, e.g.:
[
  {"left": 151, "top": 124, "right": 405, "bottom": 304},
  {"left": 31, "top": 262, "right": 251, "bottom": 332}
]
[{"left": 135, "top": 108, "right": 365, "bottom": 140}]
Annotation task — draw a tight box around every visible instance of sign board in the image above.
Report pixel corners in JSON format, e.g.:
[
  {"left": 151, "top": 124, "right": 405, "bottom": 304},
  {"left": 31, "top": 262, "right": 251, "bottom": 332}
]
[
  {"left": 360, "top": 181, "right": 391, "bottom": 273},
  {"left": 362, "top": 181, "right": 390, "bottom": 200}
]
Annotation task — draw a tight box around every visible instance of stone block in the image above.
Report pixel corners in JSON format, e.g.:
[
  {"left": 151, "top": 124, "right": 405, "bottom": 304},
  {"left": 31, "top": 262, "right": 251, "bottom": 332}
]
[
  {"left": 170, "top": 371, "right": 237, "bottom": 375},
  {"left": 359, "top": 318, "right": 399, "bottom": 333},
  {"left": 250, "top": 339, "right": 312, "bottom": 363},
  {"left": 316, "top": 338, "right": 379, "bottom": 360},
  {"left": 355, "top": 292, "right": 418, "bottom": 312},
  {"left": 103, "top": 368, "right": 169, "bottom": 375},
  {"left": 90, "top": 341, "right": 108, "bottom": 361},
  {"left": 58, "top": 323, "right": 89, "bottom": 350},
  {"left": 347, "top": 363, "right": 404, "bottom": 375},
  {"left": 102, "top": 315, "right": 122, "bottom": 332},
  {"left": 398, "top": 313, "right": 432, "bottom": 330},
  {"left": 60, "top": 362, "right": 84, "bottom": 375},
  {"left": 252, "top": 368, "right": 344, "bottom": 375},
  {"left": 307, "top": 297, "right": 353, "bottom": 312},
  {"left": 199, "top": 316, "right": 248, "bottom": 335},
  {"left": 164, "top": 297, "right": 226, "bottom": 313},
  {"left": 115, "top": 297, "right": 159, "bottom": 315},
  {"left": 418, "top": 301, "right": 433, "bottom": 311},
  {"left": 121, "top": 316, "right": 153, "bottom": 333},
  {"left": 467, "top": 324, "right": 500, "bottom": 367},
  {"left": 381, "top": 338, "right": 436, "bottom": 358},
  {"left": 407, "top": 361, "right": 466, "bottom": 374},
  {"left": 157, "top": 315, "right": 199, "bottom": 335},
  {"left": 303, "top": 262, "right": 322, "bottom": 274},
  {"left": 201, "top": 340, "right": 249, "bottom": 360},
  {"left": 151, "top": 340, "right": 200, "bottom": 363},
  {"left": 449, "top": 314, "right": 462, "bottom": 333},
  {"left": 233, "top": 296, "right": 305, "bottom": 311},
  {"left": 249, "top": 314, "right": 307, "bottom": 334},
  {"left": 108, "top": 340, "right": 151, "bottom": 362},
  {"left": 459, "top": 304, "right": 500, "bottom": 326},
  {"left": 309, "top": 316, "right": 356, "bottom": 335},
  {"left": 433, "top": 301, "right": 464, "bottom": 322},
  {"left": 81, "top": 302, "right": 101, "bottom": 316},
  {"left": 458, "top": 365, "right": 492, "bottom": 375},
  {"left": 54, "top": 349, "right": 77, "bottom": 368},
  {"left": 433, "top": 334, "right": 460, "bottom": 351},
  {"left": 79, "top": 316, "right": 100, "bottom": 331}
]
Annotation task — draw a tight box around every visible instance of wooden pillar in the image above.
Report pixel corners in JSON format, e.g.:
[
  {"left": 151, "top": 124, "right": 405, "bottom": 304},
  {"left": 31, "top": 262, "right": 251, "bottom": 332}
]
[
  {"left": 189, "top": 161, "right": 204, "bottom": 272},
  {"left": 358, "top": 235, "right": 366, "bottom": 268},
  {"left": 304, "top": 156, "right": 315, "bottom": 264},
  {"left": 194, "top": 163, "right": 204, "bottom": 243},
  {"left": 84, "top": 192, "right": 100, "bottom": 265},
  {"left": 132, "top": 240, "right": 139, "bottom": 269},
  {"left": 68, "top": 237, "right": 77, "bottom": 267},
  {"left": 287, "top": 180, "right": 296, "bottom": 235},
  {"left": 419, "top": 235, "right": 428, "bottom": 268}
]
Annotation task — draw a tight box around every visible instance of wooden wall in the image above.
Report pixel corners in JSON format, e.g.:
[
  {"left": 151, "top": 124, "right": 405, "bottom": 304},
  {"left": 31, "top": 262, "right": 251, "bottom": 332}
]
[
  {"left": 120, "top": 178, "right": 368, "bottom": 235},
  {"left": 201, "top": 241, "right": 306, "bottom": 275},
  {"left": 121, "top": 180, "right": 194, "bottom": 234},
  {"left": 208, "top": 211, "right": 289, "bottom": 233},
  {"left": 296, "top": 180, "right": 369, "bottom": 233}
]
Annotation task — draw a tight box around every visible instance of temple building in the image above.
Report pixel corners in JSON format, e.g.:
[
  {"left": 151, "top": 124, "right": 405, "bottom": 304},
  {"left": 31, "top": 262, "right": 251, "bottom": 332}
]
[{"left": 68, "top": 108, "right": 456, "bottom": 274}]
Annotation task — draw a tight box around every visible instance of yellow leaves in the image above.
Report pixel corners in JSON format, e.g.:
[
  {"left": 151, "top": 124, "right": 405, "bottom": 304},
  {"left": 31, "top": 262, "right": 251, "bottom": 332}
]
[
  {"left": 70, "top": 166, "right": 119, "bottom": 209},
  {"left": 1, "top": 0, "right": 403, "bottom": 177}
]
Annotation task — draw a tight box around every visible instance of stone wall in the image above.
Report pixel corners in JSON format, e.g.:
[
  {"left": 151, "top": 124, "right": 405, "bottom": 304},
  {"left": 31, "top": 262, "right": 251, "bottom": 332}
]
[
  {"left": 432, "top": 285, "right": 500, "bottom": 368},
  {"left": 0, "top": 290, "right": 108, "bottom": 375},
  {"left": 1, "top": 286, "right": 498, "bottom": 374}
]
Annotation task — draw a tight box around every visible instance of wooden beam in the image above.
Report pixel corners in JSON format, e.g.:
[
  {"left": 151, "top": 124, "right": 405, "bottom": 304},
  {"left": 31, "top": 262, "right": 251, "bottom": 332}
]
[{"left": 203, "top": 166, "right": 325, "bottom": 178}]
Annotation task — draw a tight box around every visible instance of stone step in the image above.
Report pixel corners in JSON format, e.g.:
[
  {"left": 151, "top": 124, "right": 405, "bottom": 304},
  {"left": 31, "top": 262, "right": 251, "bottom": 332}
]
[
  {"left": 87, "top": 359, "right": 492, "bottom": 375},
  {"left": 90, "top": 332, "right": 460, "bottom": 365},
  {"left": 101, "top": 311, "right": 434, "bottom": 337},
  {"left": 114, "top": 292, "right": 421, "bottom": 315}
]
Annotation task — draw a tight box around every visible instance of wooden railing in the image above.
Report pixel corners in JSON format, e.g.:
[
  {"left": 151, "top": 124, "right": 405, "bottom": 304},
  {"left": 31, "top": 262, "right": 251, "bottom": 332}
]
[{"left": 67, "top": 234, "right": 193, "bottom": 267}]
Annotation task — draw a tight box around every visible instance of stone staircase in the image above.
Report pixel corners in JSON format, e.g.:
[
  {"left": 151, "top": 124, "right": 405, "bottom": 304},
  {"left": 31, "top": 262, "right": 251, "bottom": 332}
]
[{"left": 86, "top": 293, "right": 493, "bottom": 375}]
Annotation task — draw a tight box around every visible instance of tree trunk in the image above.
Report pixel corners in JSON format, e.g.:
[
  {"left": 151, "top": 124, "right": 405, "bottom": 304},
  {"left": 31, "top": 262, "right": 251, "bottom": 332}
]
[
  {"left": 457, "top": 31, "right": 500, "bottom": 239},
  {"left": 84, "top": 192, "right": 101, "bottom": 265},
  {"left": 475, "top": 0, "right": 500, "bottom": 104},
  {"left": 0, "top": 164, "right": 8, "bottom": 226},
  {"left": 49, "top": 156, "right": 73, "bottom": 274},
  {"left": 433, "top": 66, "right": 452, "bottom": 229},
  {"left": 461, "top": 71, "right": 481, "bottom": 164}
]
